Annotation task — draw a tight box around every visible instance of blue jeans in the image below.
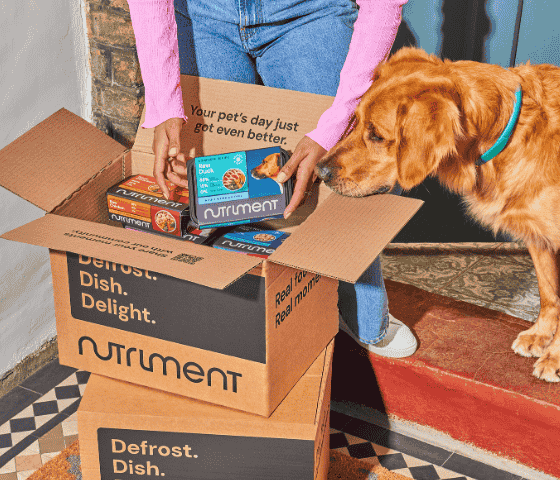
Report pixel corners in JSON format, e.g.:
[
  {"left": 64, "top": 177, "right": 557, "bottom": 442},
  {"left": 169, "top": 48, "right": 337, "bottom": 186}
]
[
  {"left": 338, "top": 183, "right": 403, "bottom": 344},
  {"left": 175, "top": 0, "right": 394, "bottom": 343}
]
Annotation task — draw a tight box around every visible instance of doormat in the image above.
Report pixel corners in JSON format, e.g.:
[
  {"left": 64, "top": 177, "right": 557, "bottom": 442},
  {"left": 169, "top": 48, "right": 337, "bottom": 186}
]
[
  {"left": 328, "top": 450, "right": 410, "bottom": 479},
  {"left": 28, "top": 441, "right": 410, "bottom": 480}
]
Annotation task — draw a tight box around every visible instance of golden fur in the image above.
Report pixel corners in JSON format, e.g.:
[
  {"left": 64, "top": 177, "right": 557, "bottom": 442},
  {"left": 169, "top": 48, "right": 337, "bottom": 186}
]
[{"left": 316, "top": 47, "right": 560, "bottom": 382}]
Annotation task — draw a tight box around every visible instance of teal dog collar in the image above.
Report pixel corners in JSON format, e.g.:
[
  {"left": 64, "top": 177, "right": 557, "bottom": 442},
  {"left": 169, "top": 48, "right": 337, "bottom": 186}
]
[{"left": 477, "top": 86, "right": 522, "bottom": 166}]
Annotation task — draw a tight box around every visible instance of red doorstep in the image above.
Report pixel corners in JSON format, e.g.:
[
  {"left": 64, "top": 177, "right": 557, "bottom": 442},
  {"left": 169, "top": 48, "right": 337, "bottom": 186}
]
[{"left": 331, "top": 280, "right": 560, "bottom": 477}]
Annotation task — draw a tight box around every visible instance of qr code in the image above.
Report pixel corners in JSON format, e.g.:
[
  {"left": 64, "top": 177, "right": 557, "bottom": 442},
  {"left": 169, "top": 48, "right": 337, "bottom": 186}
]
[{"left": 170, "top": 253, "right": 203, "bottom": 265}]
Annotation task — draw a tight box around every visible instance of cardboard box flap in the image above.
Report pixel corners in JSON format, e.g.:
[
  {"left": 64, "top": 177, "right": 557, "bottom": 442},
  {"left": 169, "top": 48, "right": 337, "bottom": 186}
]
[
  {"left": 1, "top": 214, "right": 261, "bottom": 289},
  {"left": 0, "top": 108, "right": 126, "bottom": 213},
  {"left": 269, "top": 193, "right": 423, "bottom": 283}
]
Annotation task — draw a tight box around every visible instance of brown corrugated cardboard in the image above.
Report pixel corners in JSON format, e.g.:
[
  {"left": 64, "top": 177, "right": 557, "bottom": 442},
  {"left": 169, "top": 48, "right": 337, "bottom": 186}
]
[
  {"left": 0, "top": 108, "right": 126, "bottom": 213},
  {"left": 78, "top": 341, "right": 333, "bottom": 480},
  {"left": 50, "top": 250, "right": 337, "bottom": 415},
  {"left": 5, "top": 214, "right": 261, "bottom": 289},
  {"left": 0, "top": 76, "right": 422, "bottom": 415},
  {"left": 132, "top": 76, "right": 337, "bottom": 159},
  {"left": 268, "top": 191, "right": 421, "bottom": 282}
]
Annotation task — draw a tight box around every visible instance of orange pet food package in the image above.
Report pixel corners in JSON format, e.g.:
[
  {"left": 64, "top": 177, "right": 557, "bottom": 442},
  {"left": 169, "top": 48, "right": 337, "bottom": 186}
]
[{"left": 106, "top": 175, "right": 191, "bottom": 238}]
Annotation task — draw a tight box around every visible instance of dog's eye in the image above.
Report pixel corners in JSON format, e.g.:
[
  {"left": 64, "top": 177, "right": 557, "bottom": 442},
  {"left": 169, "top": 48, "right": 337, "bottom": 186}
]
[{"left": 366, "top": 123, "right": 384, "bottom": 142}]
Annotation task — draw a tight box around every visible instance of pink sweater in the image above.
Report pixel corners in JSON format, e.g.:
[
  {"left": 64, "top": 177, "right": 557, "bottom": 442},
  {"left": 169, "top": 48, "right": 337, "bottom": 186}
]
[{"left": 128, "top": 0, "right": 407, "bottom": 151}]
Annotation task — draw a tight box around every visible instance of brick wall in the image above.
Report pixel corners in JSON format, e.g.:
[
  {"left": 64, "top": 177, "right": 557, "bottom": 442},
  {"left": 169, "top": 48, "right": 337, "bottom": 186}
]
[{"left": 85, "top": 0, "right": 143, "bottom": 148}]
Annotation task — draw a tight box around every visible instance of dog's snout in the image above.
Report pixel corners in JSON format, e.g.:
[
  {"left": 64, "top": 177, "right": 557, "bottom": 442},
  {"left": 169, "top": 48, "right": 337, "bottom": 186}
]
[{"left": 315, "top": 163, "right": 333, "bottom": 182}]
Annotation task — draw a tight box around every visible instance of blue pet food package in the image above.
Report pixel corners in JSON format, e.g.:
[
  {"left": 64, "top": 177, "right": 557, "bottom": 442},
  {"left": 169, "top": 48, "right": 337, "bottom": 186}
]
[
  {"left": 187, "top": 147, "right": 293, "bottom": 229},
  {"left": 210, "top": 224, "right": 290, "bottom": 258}
]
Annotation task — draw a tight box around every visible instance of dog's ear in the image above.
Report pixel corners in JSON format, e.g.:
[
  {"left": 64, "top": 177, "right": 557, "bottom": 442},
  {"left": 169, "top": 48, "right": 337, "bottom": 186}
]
[{"left": 396, "top": 92, "right": 462, "bottom": 189}]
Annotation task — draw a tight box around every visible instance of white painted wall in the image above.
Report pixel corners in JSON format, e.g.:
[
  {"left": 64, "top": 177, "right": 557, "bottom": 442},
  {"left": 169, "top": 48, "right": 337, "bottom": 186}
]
[{"left": 0, "top": 0, "right": 90, "bottom": 377}]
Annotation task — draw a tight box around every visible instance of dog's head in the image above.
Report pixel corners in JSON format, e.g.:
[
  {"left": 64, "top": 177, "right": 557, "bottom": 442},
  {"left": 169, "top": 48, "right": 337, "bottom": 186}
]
[
  {"left": 316, "top": 48, "right": 464, "bottom": 196},
  {"left": 251, "top": 153, "right": 282, "bottom": 181}
]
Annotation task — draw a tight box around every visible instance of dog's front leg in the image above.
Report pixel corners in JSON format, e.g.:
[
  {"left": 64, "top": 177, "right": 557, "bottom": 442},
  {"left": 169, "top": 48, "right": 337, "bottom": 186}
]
[
  {"left": 531, "top": 246, "right": 560, "bottom": 382},
  {"left": 512, "top": 244, "right": 560, "bottom": 381},
  {"left": 533, "top": 329, "right": 560, "bottom": 382}
]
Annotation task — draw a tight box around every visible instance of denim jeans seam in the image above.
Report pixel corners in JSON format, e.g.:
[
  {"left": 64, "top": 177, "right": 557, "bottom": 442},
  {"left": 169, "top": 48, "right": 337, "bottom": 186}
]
[
  {"left": 355, "top": 312, "right": 389, "bottom": 345},
  {"left": 255, "top": 0, "right": 263, "bottom": 25}
]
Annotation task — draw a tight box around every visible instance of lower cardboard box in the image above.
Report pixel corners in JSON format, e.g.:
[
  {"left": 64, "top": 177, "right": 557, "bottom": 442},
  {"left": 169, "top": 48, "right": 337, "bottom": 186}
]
[{"left": 78, "top": 340, "right": 334, "bottom": 480}]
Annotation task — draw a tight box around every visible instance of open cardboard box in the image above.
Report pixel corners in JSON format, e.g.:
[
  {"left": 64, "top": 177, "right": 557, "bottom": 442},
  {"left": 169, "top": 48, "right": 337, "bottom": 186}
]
[
  {"left": 79, "top": 340, "right": 334, "bottom": 480},
  {"left": 0, "top": 76, "right": 422, "bottom": 416}
]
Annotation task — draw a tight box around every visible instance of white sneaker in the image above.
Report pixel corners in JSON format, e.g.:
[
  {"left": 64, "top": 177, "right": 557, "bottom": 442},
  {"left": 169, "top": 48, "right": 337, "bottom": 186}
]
[{"left": 339, "top": 313, "right": 418, "bottom": 358}]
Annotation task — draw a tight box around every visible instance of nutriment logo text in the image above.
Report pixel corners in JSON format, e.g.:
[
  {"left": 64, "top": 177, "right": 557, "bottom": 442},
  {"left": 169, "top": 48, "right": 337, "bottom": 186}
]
[
  {"left": 203, "top": 199, "right": 280, "bottom": 220},
  {"left": 79, "top": 336, "right": 242, "bottom": 393}
]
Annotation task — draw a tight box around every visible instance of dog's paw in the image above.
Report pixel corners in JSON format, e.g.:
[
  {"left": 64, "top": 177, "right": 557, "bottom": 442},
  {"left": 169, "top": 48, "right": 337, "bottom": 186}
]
[
  {"left": 512, "top": 330, "right": 553, "bottom": 358},
  {"left": 533, "top": 353, "right": 560, "bottom": 382}
]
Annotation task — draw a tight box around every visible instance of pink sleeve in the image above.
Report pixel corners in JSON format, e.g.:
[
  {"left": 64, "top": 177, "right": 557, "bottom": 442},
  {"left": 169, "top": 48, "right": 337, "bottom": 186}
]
[
  {"left": 306, "top": 0, "right": 407, "bottom": 151},
  {"left": 127, "top": 0, "right": 187, "bottom": 128}
]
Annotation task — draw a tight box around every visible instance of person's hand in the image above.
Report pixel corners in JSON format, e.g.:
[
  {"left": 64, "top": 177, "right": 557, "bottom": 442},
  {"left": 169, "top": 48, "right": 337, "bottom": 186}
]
[
  {"left": 276, "top": 136, "right": 327, "bottom": 219},
  {"left": 152, "top": 117, "right": 189, "bottom": 199}
]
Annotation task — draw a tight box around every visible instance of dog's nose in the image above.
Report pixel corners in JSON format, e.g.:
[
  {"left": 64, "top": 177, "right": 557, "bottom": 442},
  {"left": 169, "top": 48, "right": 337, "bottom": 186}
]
[{"left": 315, "top": 164, "right": 333, "bottom": 182}]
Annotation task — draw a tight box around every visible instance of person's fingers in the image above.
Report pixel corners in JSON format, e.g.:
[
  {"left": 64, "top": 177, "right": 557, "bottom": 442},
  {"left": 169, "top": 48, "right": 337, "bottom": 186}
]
[
  {"left": 277, "top": 147, "right": 305, "bottom": 184},
  {"left": 169, "top": 156, "right": 189, "bottom": 176},
  {"left": 153, "top": 145, "right": 171, "bottom": 200},
  {"left": 280, "top": 137, "right": 326, "bottom": 218},
  {"left": 279, "top": 145, "right": 307, "bottom": 217},
  {"left": 153, "top": 118, "right": 186, "bottom": 199},
  {"left": 167, "top": 118, "right": 184, "bottom": 158},
  {"left": 283, "top": 158, "right": 316, "bottom": 218},
  {"left": 153, "top": 125, "right": 172, "bottom": 199},
  {"left": 166, "top": 158, "right": 189, "bottom": 188},
  {"left": 277, "top": 136, "right": 326, "bottom": 184}
]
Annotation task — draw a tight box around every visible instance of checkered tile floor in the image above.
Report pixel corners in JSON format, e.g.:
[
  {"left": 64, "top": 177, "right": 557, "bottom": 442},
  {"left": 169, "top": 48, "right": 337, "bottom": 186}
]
[
  {"left": 331, "top": 431, "right": 472, "bottom": 480},
  {"left": 0, "top": 360, "right": 528, "bottom": 480},
  {"left": 0, "top": 366, "right": 89, "bottom": 480},
  {"left": 328, "top": 410, "right": 528, "bottom": 480}
]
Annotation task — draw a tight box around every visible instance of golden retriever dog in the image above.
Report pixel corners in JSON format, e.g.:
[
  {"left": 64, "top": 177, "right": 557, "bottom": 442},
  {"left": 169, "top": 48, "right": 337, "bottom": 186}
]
[{"left": 315, "top": 47, "right": 560, "bottom": 382}]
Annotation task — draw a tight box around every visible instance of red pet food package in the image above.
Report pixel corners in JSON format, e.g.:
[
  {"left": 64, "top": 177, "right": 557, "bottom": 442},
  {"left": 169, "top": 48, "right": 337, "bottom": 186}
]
[
  {"left": 209, "top": 224, "right": 290, "bottom": 258},
  {"left": 106, "top": 175, "right": 190, "bottom": 238}
]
